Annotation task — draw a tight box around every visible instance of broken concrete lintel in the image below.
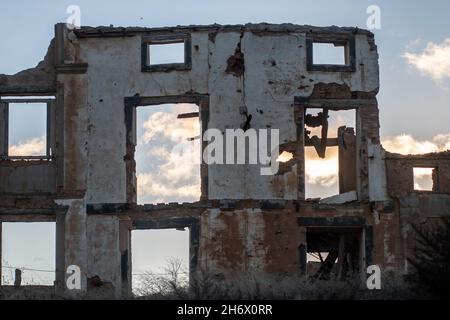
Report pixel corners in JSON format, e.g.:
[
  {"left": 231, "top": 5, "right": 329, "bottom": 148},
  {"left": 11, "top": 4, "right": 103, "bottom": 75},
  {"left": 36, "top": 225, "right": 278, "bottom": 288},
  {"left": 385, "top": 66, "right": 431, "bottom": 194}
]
[
  {"left": 320, "top": 191, "right": 358, "bottom": 205},
  {"left": 295, "top": 98, "right": 378, "bottom": 110}
]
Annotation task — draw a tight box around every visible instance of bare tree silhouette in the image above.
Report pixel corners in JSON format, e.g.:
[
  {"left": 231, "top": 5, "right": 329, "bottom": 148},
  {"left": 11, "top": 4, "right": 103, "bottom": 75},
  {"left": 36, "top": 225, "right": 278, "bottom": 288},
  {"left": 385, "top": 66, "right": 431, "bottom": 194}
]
[{"left": 408, "top": 218, "right": 450, "bottom": 299}]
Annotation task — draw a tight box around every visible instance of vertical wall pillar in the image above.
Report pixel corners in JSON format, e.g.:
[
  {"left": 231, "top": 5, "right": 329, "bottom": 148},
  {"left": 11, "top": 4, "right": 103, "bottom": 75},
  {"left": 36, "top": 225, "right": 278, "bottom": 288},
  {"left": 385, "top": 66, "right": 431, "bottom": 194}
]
[
  {"left": 55, "top": 84, "right": 65, "bottom": 190},
  {"left": 356, "top": 100, "right": 380, "bottom": 200},
  {"left": 55, "top": 22, "right": 89, "bottom": 195},
  {"left": 0, "top": 102, "right": 8, "bottom": 157},
  {"left": 294, "top": 104, "right": 305, "bottom": 200},
  {"left": 55, "top": 199, "right": 87, "bottom": 297},
  {"left": 359, "top": 228, "right": 367, "bottom": 281},
  {"left": 338, "top": 126, "right": 357, "bottom": 193},
  {"left": 119, "top": 217, "right": 132, "bottom": 298},
  {"left": 298, "top": 226, "right": 307, "bottom": 275},
  {"left": 55, "top": 210, "right": 66, "bottom": 292},
  {"left": 199, "top": 97, "right": 210, "bottom": 201},
  {"left": 0, "top": 221, "right": 2, "bottom": 283}
]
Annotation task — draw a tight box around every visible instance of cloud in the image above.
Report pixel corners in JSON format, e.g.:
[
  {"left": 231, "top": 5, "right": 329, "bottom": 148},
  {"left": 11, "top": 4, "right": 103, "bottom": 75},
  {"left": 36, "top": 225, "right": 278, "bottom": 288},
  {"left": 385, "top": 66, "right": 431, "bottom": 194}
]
[
  {"left": 137, "top": 172, "right": 200, "bottom": 200},
  {"left": 432, "top": 134, "right": 450, "bottom": 151},
  {"left": 8, "top": 136, "right": 46, "bottom": 156},
  {"left": 137, "top": 104, "right": 450, "bottom": 202},
  {"left": 140, "top": 105, "right": 344, "bottom": 202},
  {"left": 413, "top": 168, "right": 434, "bottom": 191},
  {"left": 137, "top": 104, "right": 201, "bottom": 204},
  {"left": 149, "top": 146, "right": 170, "bottom": 158},
  {"left": 303, "top": 111, "right": 354, "bottom": 197},
  {"left": 381, "top": 134, "right": 450, "bottom": 155},
  {"left": 402, "top": 39, "right": 450, "bottom": 82},
  {"left": 304, "top": 147, "right": 338, "bottom": 188},
  {"left": 405, "top": 38, "right": 422, "bottom": 50},
  {"left": 303, "top": 133, "right": 450, "bottom": 196},
  {"left": 413, "top": 167, "right": 434, "bottom": 177},
  {"left": 157, "top": 141, "right": 201, "bottom": 184},
  {"left": 141, "top": 104, "right": 199, "bottom": 144}
]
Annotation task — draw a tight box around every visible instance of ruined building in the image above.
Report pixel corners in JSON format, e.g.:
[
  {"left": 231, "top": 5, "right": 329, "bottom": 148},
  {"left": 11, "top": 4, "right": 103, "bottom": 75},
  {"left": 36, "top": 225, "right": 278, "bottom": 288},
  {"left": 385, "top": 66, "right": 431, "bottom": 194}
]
[{"left": 0, "top": 23, "right": 449, "bottom": 298}]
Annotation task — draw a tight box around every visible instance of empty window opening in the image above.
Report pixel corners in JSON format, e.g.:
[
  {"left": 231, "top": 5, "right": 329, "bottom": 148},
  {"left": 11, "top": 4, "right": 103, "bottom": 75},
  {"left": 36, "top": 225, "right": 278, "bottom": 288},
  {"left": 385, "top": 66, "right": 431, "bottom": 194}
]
[
  {"left": 1, "top": 222, "right": 55, "bottom": 286},
  {"left": 413, "top": 167, "right": 436, "bottom": 191},
  {"left": 313, "top": 43, "right": 347, "bottom": 65},
  {"left": 131, "top": 229, "right": 190, "bottom": 297},
  {"left": 8, "top": 102, "right": 47, "bottom": 157},
  {"left": 136, "top": 103, "right": 201, "bottom": 205},
  {"left": 304, "top": 109, "right": 356, "bottom": 199},
  {"left": 306, "top": 227, "right": 362, "bottom": 280},
  {"left": 305, "top": 146, "right": 339, "bottom": 199},
  {"left": 147, "top": 42, "right": 185, "bottom": 65}
]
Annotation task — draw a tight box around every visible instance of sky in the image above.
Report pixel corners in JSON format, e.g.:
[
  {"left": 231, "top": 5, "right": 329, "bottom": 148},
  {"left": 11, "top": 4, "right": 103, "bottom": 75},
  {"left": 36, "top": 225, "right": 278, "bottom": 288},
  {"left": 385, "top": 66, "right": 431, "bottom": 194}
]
[
  {"left": 1, "top": 0, "right": 450, "bottom": 288},
  {"left": 136, "top": 104, "right": 201, "bottom": 205},
  {"left": 1, "top": 223, "right": 55, "bottom": 285}
]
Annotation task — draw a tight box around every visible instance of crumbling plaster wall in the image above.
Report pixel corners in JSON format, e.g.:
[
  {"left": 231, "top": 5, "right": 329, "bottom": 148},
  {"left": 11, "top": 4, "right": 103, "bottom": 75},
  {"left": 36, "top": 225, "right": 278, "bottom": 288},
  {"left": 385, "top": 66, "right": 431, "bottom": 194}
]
[
  {"left": 0, "top": 23, "right": 447, "bottom": 298},
  {"left": 199, "top": 206, "right": 301, "bottom": 276},
  {"left": 0, "top": 39, "right": 58, "bottom": 194},
  {"left": 0, "top": 24, "right": 397, "bottom": 298},
  {"left": 0, "top": 40, "right": 56, "bottom": 95},
  {"left": 385, "top": 151, "right": 450, "bottom": 271},
  {"left": 386, "top": 152, "right": 450, "bottom": 197},
  {"left": 80, "top": 33, "right": 209, "bottom": 204},
  {"left": 0, "top": 162, "right": 56, "bottom": 194},
  {"left": 68, "top": 27, "right": 380, "bottom": 289},
  {"left": 86, "top": 215, "right": 121, "bottom": 297},
  {"left": 196, "top": 201, "right": 395, "bottom": 278},
  {"left": 0, "top": 25, "right": 380, "bottom": 203},
  {"left": 73, "top": 27, "right": 379, "bottom": 203}
]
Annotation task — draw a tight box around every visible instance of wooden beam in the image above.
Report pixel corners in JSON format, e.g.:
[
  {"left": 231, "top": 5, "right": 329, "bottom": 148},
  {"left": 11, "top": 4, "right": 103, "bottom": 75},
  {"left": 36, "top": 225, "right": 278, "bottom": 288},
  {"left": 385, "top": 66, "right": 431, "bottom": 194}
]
[
  {"left": 296, "top": 98, "right": 377, "bottom": 110},
  {"left": 177, "top": 112, "right": 199, "bottom": 119},
  {"left": 187, "top": 135, "right": 200, "bottom": 141},
  {"left": 305, "top": 138, "right": 338, "bottom": 147},
  {"left": 337, "top": 235, "right": 346, "bottom": 280}
]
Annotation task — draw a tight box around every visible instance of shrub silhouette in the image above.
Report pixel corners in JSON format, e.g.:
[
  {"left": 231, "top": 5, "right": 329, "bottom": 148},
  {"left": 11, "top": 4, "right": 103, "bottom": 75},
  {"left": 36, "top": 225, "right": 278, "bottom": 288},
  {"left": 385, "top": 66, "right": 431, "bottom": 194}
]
[{"left": 408, "top": 218, "right": 450, "bottom": 299}]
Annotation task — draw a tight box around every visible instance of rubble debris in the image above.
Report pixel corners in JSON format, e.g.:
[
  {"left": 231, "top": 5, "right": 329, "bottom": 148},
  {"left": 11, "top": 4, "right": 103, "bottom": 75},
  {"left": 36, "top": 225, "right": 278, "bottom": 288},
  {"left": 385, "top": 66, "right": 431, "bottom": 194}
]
[{"left": 320, "top": 191, "right": 358, "bottom": 205}]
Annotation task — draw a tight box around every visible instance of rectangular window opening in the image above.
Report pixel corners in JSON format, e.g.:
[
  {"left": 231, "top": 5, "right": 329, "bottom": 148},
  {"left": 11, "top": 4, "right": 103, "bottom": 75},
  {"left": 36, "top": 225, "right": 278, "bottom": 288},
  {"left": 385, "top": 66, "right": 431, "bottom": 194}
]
[
  {"left": 312, "top": 42, "right": 347, "bottom": 66},
  {"left": 142, "top": 35, "right": 191, "bottom": 72},
  {"left": 8, "top": 102, "right": 47, "bottom": 158},
  {"left": 304, "top": 109, "right": 356, "bottom": 200},
  {"left": 413, "top": 167, "right": 436, "bottom": 192},
  {"left": 1, "top": 97, "right": 54, "bottom": 161},
  {"left": 307, "top": 37, "right": 355, "bottom": 72},
  {"left": 131, "top": 228, "right": 190, "bottom": 297},
  {"left": 306, "top": 227, "right": 362, "bottom": 280},
  {"left": 1, "top": 222, "right": 56, "bottom": 286},
  {"left": 305, "top": 146, "right": 339, "bottom": 199},
  {"left": 148, "top": 42, "right": 185, "bottom": 66},
  {"left": 136, "top": 103, "right": 201, "bottom": 205}
]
